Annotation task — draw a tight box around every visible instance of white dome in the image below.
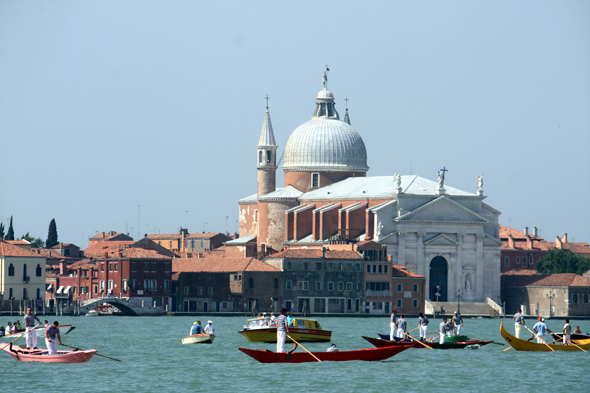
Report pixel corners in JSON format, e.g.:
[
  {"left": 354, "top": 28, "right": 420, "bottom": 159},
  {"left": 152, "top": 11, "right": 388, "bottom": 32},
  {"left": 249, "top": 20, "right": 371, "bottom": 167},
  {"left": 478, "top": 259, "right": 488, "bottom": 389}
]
[{"left": 282, "top": 118, "right": 368, "bottom": 172}]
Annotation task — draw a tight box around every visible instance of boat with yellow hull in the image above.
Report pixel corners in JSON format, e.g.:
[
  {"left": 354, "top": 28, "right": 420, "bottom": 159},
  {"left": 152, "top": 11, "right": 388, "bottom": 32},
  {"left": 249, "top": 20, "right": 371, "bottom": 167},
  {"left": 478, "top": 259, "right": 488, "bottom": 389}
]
[
  {"left": 239, "top": 317, "right": 331, "bottom": 343},
  {"left": 500, "top": 320, "right": 590, "bottom": 351}
]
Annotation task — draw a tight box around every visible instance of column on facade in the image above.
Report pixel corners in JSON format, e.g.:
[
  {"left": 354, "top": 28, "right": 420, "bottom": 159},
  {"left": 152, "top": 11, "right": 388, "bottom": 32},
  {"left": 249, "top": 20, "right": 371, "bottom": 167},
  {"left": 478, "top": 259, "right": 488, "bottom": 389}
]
[
  {"left": 416, "top": 232, "right": 425, "bottom": 277},
  {"left": 455, "top": 234, "right": 464, "bottom": 301},
  {"left": 396, "top": 231, "right": 406, "bottom": 266},
  {"left": 475, "top": 233, "right": 484, "bottom": 301}
]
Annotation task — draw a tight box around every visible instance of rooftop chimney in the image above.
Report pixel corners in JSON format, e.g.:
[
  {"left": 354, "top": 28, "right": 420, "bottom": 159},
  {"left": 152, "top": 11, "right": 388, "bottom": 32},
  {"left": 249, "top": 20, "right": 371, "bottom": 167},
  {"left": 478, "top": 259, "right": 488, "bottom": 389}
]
[
  {"left": 524, "top": 227, "right": 529, "bottom": 236},
  {"left": 533, "top": 226, "right": 538, "bottom": 237},
  {"left": 322, "top": 247, "right": 326, "bottom": 259}
]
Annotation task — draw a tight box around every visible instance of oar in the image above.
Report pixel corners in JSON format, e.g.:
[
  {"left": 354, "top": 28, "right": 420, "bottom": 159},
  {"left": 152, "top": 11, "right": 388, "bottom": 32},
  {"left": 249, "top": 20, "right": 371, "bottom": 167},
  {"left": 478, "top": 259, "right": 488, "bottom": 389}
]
[
  {"left": 287, "top": 335, "right": 321, "bottom": 362},
  {"left": 468, "top": 337, "right": 504, "bottom": 345},
  {"left": 402, "top": 331, "right": 433, "bottom": 349},
  {"left": 0, "top": 323, "right": 42, "bottom": 353},
  {"left": 551, "top": 333, "right": 587, "bottom": 352},
  {"left": 524, "top": 326, "right": 554, "bottom": 352},
  {"left": 407, "top": 327, "right": 419, "bottom": 334},
  {"left": 58, "top": 343, "right": 121, "bottom": 362}
]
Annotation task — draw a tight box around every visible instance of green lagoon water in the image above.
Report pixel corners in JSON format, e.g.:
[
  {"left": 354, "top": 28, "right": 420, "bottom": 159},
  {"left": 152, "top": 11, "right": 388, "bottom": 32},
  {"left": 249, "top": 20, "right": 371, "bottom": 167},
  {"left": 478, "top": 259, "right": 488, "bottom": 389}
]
[{"left": 1, "top": 316, "right": 588, "bottom": 392}]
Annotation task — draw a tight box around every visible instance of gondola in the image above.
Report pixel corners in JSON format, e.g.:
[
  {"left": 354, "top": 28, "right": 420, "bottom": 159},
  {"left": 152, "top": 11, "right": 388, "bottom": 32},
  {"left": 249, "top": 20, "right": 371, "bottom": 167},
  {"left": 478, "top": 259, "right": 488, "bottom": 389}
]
[
  {"left": 239, "top": 344, "right": 412, "bottom": 363},
  {"left": 372, "top": 334, "right": 492, "bottom": 349},
  {"left": 0, "top": 344, "right": 96, "bottom": 363},
  {"left": 500, "top": 320, "right": 590, "bottom": 351}
]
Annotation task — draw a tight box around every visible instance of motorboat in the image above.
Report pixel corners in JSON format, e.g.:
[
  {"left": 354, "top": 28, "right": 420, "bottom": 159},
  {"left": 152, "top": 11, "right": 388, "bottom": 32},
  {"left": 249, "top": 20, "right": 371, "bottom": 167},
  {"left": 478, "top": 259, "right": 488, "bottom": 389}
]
[{"left": 239, "top": 317, "right": 331, "bottom": 343}]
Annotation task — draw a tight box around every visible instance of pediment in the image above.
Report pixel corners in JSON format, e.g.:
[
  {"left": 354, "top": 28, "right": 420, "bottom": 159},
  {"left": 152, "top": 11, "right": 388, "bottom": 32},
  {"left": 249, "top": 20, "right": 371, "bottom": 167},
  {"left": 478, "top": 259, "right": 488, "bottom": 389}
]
[
  {"left": 396, "top": 196, "right": 488, "bottom": 224},
  {"left": 424, "top": 234, "right": 458, "bottom": 245},
  {"left": 483, "top": 233, "right": 502, "bottom": 245}
]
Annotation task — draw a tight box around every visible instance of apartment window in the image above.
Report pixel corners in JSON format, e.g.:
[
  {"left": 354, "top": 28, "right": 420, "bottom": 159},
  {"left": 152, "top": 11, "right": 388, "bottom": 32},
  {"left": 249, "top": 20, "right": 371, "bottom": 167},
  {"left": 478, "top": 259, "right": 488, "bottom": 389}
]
[
  {"left": 286, "top": 262, "right": 292, "bottom": 270},
  {"left": 131, "top": 279, "right": 136, "bottom": 291},
  {"left": 73, "top": 287, "right": 77, "bottom": 294},
  {"left": 184, "top": 287, "right": 189, "bottom": 295},
  {"left": 366, "top": 264, "right": 371, "bottom": 273},
  {"left": 249, "top": 277, "right": 254, "bottom": 288},
  {"left": 311, "top": 172, "right": 320, "bottom": 188},
  {"left": 413, "top": 284, "right": 418, "bottom": 292},
  {"left": 516, "top": 256, "right": 520, "bottom": 265},
  {"left": 109, "top": 263, "right": 112, "bottom": 272},
  {"left": 254, "top": 209, "right": 258, "bottom": 223},
  {"left": 273, "top": 278, "right": 278, "bottom": 289},
  {"left": 114, "top": 263, "right": 118, "bottom": 272},
  {"left": 100, "top": 280, "right": 105, "bottom": 290},
  {"left": 164, "top": 280, "right": 170, "bottom": 291},
  {"left": 356, "top": 283, "right": 361, "bottom": 291},
  {"left": 339, "top": 263, "right": 343, "bottom": 271},
  {"left": 316, "top": 263, "right": 322, "bottom": 270},
  {"left": 328, "top": 282, "right": 334, "bottom": 291},
  {"left": 328, "top": 263, "right": 333, "bottom": 271},
  {"left": 303, "top": 262, "right": 308, "bottom": 271},
  {"left": 151, "top": 262, "right": 157, "bottom": 272},
  {"left": 208, "top": 287, "right": 213, "bottom": 295},
  {"left": 372, "top": 265, "right": 377, "bottom": 273},
  {"left": 36, "top": 264, "right": 42, "bottom": 277},
  {"left": 151, "top": 280, "right": 157, "bottom": 291},
  {"left": 504, "top": 257, "right": 509, "bottom": 267},
  {"left": 297, "top": 281, "right": 309, "bottom": 290},
  {"left": 378, "top": 265, "right": 382, "bottom": 273},
  {"left": 356, "top": 263, "right": 361, "bottom": 271},
  {"left": 397, "top": 283, "right": 403, "bottom": 293},
  {"left": 131, "top": 262, "right": 136, "bottom": 272},
  {"left": 37, "top": 288, "right": 41, "bottom": 299},
  {"left": 8, "top": 264, "right": 14, "bottom": 276},
  {"left": 338, "top": 282, "right": 344, "bottom": 291},
  {"left": 529, "top": 256, "right": 534, "bottom": 265},
  {"left": 101, "top": 263, "right": 105, "bottom": 272},
  {"left": 169, "top": 241, "right": 173, "bottom": 248},
  {"left": 286, "top": 281, "right": 292, "bottom": 290},
  {"left": 165, "top": 262, "right": 171, "bottom": 272},
  {"left": 397, "top": 299, "right": 402, "bottom": 307},
  {"left": 572, "top": 294, "right": 579, "bottom": 304},
  {"left": 222, "top": 302, "right": 228, "bottom": 309},
  {"left": 583, "top": 294, "right": 589, "bottom": 303},
  {"left": 197, "top": 287, "right": 203, "bottom": 295},
  {"left": 191, "top": 240, "right": 195, "bottom": 249},
  {"left": 346, "top": 282, "right": 353, "bottom": 291},
  {"left": 94, "top": 286, "right": 98, "bottom": 294},
  {"left": 108, "top": 280, "right": 113, "bottom": 290},
  {"left": 384, "top": 265, "right": 388, "bottom": 274},
  {"left": 413, "top": 299, "right": 418, "bottom": 308},
  {"left": 347, "top": 263, "right": 352, "bottom": 271},
  {"left": 316, "top": 281, "right": 322, "bottom": 290}
]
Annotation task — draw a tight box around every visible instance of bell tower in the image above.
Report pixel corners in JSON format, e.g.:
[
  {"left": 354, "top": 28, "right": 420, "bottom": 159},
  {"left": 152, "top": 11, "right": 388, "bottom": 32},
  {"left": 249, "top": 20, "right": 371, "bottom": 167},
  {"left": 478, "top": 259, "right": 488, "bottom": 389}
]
[{"left": 257, "top": 96, "right": 278, "bottom": 198}]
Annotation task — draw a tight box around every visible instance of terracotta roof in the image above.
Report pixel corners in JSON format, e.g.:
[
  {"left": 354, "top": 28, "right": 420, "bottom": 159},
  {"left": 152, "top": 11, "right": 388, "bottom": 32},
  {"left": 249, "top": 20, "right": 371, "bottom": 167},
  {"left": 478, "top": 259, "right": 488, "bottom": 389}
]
[
  {"left": 501, "top": 240, "right": 546, "bottom": 251},
  {"left": 5, "top": 240, "right": 30, "bottom": 245},
  {"left": 391, "top": 264, "right": 425, "bottom": 278},
  {"left": 89, "top": 232, "right": 132, "bottom": 241},
  {"left": 499, "top": 224, "right": 543, "bottom": 240},
  {"left": 502, "top": 271, "right": 590, "bottom": 287},
  {"left": 147, "top": 232, "right": 223, "bottom": 240},
  {"left": 83, "top": 241, "right": 134, "bottom": 257},
  {"left": 175, "top": 251, "right": 226, "bottom": 258},
  {"left": 147, "top": 234, "right": 181, "bottom": 240},
  {"left": 0, "top": 241, "right": 47, "bottom": 258},
  {"left": 268, "top": 249, "right": 363, "bottom": 260},
  {"left": 173, "top": 257, "right": 280, "bottom": 273},
  {"left": 51, "top": 243, "right": 77, "bottom": 248},
  {"left": 68, "top": 259, "right": 98, "bottom": 269}
]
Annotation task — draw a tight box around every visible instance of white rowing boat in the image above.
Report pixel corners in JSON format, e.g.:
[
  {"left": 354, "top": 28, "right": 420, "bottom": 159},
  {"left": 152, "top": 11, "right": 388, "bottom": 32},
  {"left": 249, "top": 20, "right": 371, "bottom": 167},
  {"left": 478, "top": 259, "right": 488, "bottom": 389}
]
[
  {"left": 181, "top": 334, "right": 215, "bottom": 344},
  {"left": 1, "top": 325, "right": 75, "bottom": 341}
]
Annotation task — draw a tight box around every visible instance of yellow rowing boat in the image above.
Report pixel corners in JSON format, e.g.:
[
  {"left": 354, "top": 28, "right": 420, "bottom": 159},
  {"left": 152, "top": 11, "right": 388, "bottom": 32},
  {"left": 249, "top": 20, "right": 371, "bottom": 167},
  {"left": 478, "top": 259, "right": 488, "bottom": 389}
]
[{"left": 500, "top": 320, "right": 590, "bottom": 351}]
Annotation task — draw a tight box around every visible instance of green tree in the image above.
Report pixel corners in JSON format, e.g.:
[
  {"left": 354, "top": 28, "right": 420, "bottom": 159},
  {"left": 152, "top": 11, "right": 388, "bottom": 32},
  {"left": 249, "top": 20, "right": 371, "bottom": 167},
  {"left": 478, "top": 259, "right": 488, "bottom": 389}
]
[
  {"left": 0, "top": 222, "right": 4, "bottom": 240},
  {"left": 5, "top": 216, "right": 15, "bottom": 240},
  {"left": 46, "top": 218, "right": 58, "bottom": 249},
  {"left": 20, "top": 232, "right": 45, "bottom": 248},
  {"left": 535, "top": 248, "right": 590, "bottom": 275}
]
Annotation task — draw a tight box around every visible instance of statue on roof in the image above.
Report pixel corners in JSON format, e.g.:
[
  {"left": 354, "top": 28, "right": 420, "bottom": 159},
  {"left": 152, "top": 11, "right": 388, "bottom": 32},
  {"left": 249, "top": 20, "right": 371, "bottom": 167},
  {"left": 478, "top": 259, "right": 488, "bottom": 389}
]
[
  {"left": 476, "top": 175, "right": 484, "bottom": 191},
  {"left": 437, "top": 171, "right": 443, "bottom": 188},
  {"left": 323, "top": 66, "right": 329, "bottom": 89}
]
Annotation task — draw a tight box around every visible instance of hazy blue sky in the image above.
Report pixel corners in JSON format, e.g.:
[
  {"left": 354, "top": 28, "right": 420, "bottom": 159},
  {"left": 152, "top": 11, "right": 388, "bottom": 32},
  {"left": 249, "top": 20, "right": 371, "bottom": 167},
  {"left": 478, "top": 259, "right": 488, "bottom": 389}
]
[{"left": 1, "top": 1, "right": 589, "bottom": 248}]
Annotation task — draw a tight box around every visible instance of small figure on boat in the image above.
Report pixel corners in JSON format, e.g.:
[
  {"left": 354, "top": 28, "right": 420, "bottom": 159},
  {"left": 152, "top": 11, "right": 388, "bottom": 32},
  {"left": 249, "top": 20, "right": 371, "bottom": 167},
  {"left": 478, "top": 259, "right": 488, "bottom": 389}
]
[
  {"left": 389, "top": 309, "right": 398, "bottom": 341},
  {"left": 5, "top": 322, "right": 13, "bottom": 335},
  {"left": 259, "top": 312, "right": 268, "bottom": 327},
  {"left": 396, "top": 315, "right": 407, "bottom": 339},
  {"left": 270, "top": 313, "right": 277, "bottom": 326},
  {"left": 563, "top": 319, "right": 572, "bottom": 345},
  {"left": 326, "top": 344, "right": 338, "bottom": 352},
  {"left": 453, "top": 311, "right": 463, "bottom": 335},
  {"left": 44, "top": 321, "right": 62, "bottom": 355},
  {"left": 513, "top": 309, "right": 525, "bottom": 338},
  {"left": 287, "top": 313, "right": 294, "bottom": 327},
  {"left": 204, "top": 320, "right": 215, "bottom": 334},
  {"left": 24, "top": 308, "right": 41, "bottom": 349},
  {"left": 276, "top": 307, "right": 289, "bottom": 353},
  {"left": 533, "top": 317, "right": 551, "bottom": 344},
  {"left": 191, "top": 321, "right": 204, "bottom": 335},
  {"left": 574, "top": 326, "right": 582, "bottom": 334},
  {"left": 418, "top": 313, "right": 429, "bottom": 342},
  {"left": 15, "top": 320, "right": 22, "bottom": 331},
  {"left": 44, "top": 320, "right": 49, "bottom": 328},
  {"left": 439, "top": 318, "right": 452, "bottom": 344}
]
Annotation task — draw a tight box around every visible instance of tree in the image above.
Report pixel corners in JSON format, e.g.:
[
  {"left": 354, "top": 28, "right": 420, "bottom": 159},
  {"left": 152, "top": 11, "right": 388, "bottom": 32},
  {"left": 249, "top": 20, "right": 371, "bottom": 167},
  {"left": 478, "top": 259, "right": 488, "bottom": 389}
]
[
  {"left": 46, "top": 218, "right": 58, "bottom": 249},
  {"left": 535, "top": 248, "right": 590, "bottom": 275},
  {"left": 0, "top": 222, "right": 4, "bottom": 240},
  {"left": 5, "top": 216, "right": 14, "bottom": 240},
  {"left": 20, "top": 232, "right": 45, "bottom": 248}
]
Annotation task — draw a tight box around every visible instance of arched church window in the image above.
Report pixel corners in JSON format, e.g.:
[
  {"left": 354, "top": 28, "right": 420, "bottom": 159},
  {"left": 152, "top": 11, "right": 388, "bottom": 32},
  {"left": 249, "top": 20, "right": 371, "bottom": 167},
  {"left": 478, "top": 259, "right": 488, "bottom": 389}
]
[
  {"left": 258, "top": 151, "right": 263, "bottom": 164},
  {"left": 266, "top": 150, "right": 271, "bottom": 163},
  {"left": 8, "top": 263, "right": 14, "bottom": 276}
]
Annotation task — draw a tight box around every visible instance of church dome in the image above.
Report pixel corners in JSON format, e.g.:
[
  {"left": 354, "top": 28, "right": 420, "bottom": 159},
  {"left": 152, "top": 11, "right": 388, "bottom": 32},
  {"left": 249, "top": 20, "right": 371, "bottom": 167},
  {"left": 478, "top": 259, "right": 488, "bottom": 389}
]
[{"left": 282, "top": 71, "right": 368, "bottom": 173}]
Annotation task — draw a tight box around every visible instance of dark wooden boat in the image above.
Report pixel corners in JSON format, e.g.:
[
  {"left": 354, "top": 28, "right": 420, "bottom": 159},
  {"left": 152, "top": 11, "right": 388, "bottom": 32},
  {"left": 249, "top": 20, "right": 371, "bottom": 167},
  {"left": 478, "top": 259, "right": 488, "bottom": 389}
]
[
  {"left": 550, "top": 332, "right": 590, "bottom": 342},
  {"left": 374, "top": 334, "right": 493, "bottom": 349},
  {"left": 239, "top": 344, "right": 412, "bottom": 363},
  {"left": 365, "top": 336, "right": 433, "bottom": 349}
]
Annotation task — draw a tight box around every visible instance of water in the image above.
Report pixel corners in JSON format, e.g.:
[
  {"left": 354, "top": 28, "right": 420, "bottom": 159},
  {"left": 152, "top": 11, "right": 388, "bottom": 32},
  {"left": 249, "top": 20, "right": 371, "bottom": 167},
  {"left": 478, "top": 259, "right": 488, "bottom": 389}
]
[{"left": 1, "top": 316, "right": 588, "bottom": 392}]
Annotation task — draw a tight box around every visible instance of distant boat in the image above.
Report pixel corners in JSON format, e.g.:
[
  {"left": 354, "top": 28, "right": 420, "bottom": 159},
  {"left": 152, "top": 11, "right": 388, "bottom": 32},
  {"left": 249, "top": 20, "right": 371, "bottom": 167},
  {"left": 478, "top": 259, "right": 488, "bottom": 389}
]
[
  {"left": 239, "top": 317, "right": 331, "bottom": 343},
  {"left": 1, "top": 325, "right": 75, "bottom": 341},
  {"left": 181, "top": 334, "right": 215, "bottom": 344},
  {"left": 85, "top": 310, "right": 100, "bottom": 317},
  {"left": 239, "top": 344, "right": 412, "bottom": 363},
  {"left": 1, "top": 344, "right": 96, "bottom": 363},
  {"left": 500, "top": 320, "right": 590, "bottom": 351}
]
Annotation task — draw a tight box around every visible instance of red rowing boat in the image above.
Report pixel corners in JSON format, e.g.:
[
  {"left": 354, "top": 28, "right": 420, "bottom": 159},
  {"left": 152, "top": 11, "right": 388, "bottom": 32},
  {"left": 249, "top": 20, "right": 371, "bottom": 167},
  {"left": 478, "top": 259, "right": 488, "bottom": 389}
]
[
  {"left": 239, "top": 344, "right": 412, "bottom": 363},
  {"left": 1, "top": 344, "right": 96, "bottom": 363}
]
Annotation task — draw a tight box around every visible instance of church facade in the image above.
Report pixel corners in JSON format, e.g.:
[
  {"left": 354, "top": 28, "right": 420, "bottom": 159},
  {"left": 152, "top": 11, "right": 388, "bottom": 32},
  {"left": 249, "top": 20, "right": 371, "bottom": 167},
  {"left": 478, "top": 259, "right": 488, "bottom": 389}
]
[{"left": 236, "top": 71, "right": 502, "bottom": 304}]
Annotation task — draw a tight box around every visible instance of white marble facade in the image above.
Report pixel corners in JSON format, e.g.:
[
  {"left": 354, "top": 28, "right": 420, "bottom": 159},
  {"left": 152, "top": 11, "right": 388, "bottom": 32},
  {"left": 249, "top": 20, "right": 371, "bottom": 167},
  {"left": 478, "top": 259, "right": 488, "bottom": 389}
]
[{"left": 372, "top": 191, "right": 502, "bottom": 303}]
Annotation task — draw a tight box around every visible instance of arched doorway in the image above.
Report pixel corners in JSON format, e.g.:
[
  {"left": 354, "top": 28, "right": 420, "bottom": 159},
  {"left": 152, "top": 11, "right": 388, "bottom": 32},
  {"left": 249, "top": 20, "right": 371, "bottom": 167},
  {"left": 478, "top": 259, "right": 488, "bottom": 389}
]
[{"left": 429, "top": 256, "right": 448, "bottom": 301}]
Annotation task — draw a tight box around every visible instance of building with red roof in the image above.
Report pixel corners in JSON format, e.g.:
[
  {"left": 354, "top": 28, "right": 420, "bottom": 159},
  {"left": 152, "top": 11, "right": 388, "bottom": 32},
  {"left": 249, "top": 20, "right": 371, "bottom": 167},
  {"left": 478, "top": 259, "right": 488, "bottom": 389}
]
[{"left": 147, "top": 229, "right": 231, "bottom": 253}]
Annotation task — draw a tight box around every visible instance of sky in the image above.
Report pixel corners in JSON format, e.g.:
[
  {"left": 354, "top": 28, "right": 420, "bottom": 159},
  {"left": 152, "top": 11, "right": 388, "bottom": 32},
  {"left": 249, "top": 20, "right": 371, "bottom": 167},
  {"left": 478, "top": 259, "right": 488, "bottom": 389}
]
[{"left": 1, "top": 1, "right": 589, "bottom": 248}]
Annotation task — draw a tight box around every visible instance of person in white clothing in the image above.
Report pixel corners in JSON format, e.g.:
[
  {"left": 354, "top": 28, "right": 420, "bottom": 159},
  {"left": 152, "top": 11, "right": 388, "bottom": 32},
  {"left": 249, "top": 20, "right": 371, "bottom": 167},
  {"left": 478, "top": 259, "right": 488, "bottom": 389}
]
[
  {"left": 326, "top": 344, "right": 338, "bottom": 352},
  {"left": 276, "top": 308, "right": 289, "bottom": 353},
  {"left": 513, "top": 309, "right": 525, "bottom": 339},
  {"left": 389, "top": 309, "right": 398, "bottom": 341},
  {"left": 418, "top": 313, "right": 429, "bottom": 342},
  {"left": 44, "top": 321, "right": 61, "bottom": 355},
  {"left": 397, "top": 315, "right": 407, "bottom": 340},
  {"left": 452, "top": 312, "right": 463, "bottom": 335},
  {"left": 204, "top": 320, "right": 215, "bottom": 334},
  {"left": 23, "top": 308, "right": 41, "bottom": 349}
]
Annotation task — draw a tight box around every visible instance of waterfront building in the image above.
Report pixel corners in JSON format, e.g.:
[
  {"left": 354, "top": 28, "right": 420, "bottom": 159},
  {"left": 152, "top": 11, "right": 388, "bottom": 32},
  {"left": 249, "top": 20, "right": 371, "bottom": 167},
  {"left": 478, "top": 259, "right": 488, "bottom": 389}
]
[
  {"left": 148, "top": 229, "right": 230, "bottom": 253},
  {"left": 0, "top": 240, "right": 47, "bottom": 311},
  {"left": 365, "top": 262, "right": 425, "bottom": 315},
  {"left": 88, "top": 231, "right": 133, "bottom": 247},
  {"left": 234, "top": 71, "right": 502, "bottom": 306}
]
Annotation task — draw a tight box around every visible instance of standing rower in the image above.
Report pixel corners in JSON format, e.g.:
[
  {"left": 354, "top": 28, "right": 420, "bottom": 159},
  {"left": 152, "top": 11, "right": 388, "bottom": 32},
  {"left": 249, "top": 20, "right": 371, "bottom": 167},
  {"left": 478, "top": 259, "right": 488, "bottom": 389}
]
[
  {"left": 23, "top": 308, "right": 41, "bottom": 350},
  {"left": 418, "top": 313, "right": 429, "bottom": 342},
  {"left": 513, "top": 309, "right": 525, "bottom": 338},
  {"left": 533, "top": 317, "right": 550, "bottom": 343},
  {"left": 276, "top": 307, "right": 289, "bottom": 353},
  {"left": 389, "top": 309, "right": 398, "bottom": 341},
  {"left": 439, "top": 318, "right": 451, "bottom": 344},
  {"left": 397, "top": 315, "right": 407, "bottom": 340},
  {"left": 452, "top": 311, "right": 463, "bottom": 335},
  {"left": 562, "top": 319, "right": 572, "bottom": 345},
  {"left": 44, "top": 321, "right": 62, "bottom": 355}
]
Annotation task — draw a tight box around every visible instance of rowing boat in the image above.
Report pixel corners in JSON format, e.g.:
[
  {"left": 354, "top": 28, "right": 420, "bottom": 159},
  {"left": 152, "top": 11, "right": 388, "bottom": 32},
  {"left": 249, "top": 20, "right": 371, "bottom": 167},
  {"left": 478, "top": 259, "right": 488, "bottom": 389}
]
[
  {"left": 239, "top": 317, "right": 331, "bottom": 343},
  {"left": 374, "top": 334, "right": 492, "bottom": 349},
  {"left": 1, "top": 325, "right": 75, "bottom": 341},
  {"left": 181, "top": 334, "right": 215, "bottom": 344},
  {"left": 1, "top": 344, "right": 96, "bottom": 363},
  {"left": 239, "top": 344, "right": 412, "bottom": 363},
  {"left": 366, "top": 336, "right": 433, "bottom": 348},
  {"left": 500, "top": 320, "right": 590, "bottom": 351},
  {"left": 550, "top": 332, "right": 590, "bottom": 342}
]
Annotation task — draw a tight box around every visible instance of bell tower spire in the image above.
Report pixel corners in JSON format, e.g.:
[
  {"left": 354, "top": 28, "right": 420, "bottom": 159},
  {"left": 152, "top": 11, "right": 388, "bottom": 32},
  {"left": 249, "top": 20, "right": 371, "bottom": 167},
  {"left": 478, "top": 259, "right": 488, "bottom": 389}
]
[{"left": 257, "top": 95, "right": 278, "bottom": 197}]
